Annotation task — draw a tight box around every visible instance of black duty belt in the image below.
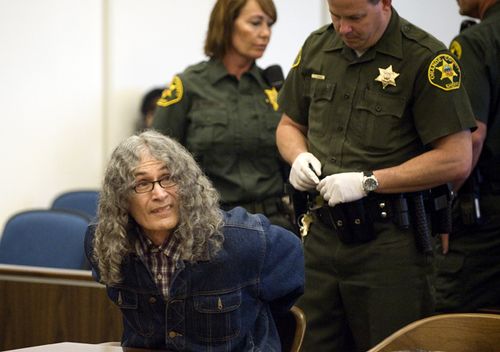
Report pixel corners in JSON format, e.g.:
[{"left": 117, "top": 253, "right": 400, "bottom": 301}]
[
  {"left": 311, "top": 188, "right": 452, "bottom": 254},
  {"left": 314, "top": 194, "right": 410, "bottom": 229}
]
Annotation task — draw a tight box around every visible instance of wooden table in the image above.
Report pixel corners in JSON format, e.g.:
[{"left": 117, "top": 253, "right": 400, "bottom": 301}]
[
  {"left": 0, "top": 264, "right": 122, "bottom": 350},
  {"left": 3, "top": 342, "right": 164, "bottom": 352}
]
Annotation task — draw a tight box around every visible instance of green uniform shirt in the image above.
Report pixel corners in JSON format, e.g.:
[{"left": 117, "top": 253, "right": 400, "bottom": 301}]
[
  {"left": 152, "top": 59, "right": 284, "bottom": 204},
  {"left": 279, "top": 9, "right": 476, "bottom": 176},
  {"left": 434, "top": 1, "right": 500, "bottom": 313},
  {"left": 450, "top": 1, "right": 500, "bottom": 172}
]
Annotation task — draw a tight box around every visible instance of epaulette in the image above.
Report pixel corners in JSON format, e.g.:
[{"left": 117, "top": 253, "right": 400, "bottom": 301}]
[
  {"left": 400, "top": 18, "right": 445, "bottom": 54},
  {"left": 310, "top": 23, "right": 333, "bottom": 36},
  {"left": 186, "top": 61, "right": 209, "bottom": 74}
]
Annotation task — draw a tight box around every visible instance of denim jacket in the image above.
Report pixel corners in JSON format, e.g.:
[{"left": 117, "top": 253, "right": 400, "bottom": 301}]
[{"left": 85, "top": 207, "right": 304, "bottom": 351}]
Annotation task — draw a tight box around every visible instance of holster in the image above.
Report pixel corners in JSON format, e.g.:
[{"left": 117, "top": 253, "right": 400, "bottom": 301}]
[
  {"left": 411, "top": 193, "right": 433, "bottom": 255},
  {"left": 458, "top": 169, "right": 483, "bottom": 226},
  {"left": 430, "top": 183, "right": 453, "bottom": 234},
  {"left": 285, "top": 183, "right": 308, "bottom": 227},
  {"left": 318, "top": 199, "right": 376, "bottom": 244}
]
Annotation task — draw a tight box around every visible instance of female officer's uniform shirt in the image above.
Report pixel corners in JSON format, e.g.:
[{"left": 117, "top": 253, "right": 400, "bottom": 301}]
[
  {"left": 153, "top": 59, "right": 284, "bottom": 205},
  {"left": 278, "top": 9, "right": 477, "bottom": 175}
]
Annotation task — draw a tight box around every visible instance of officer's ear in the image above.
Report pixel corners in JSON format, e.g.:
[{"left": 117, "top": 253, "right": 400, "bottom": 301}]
[{"left": 379, "top": 0, "right": 392, "bottom": 13}]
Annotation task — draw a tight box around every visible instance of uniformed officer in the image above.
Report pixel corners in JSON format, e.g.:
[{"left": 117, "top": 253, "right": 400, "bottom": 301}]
[
  {"left": 276, "top": 0, "right": 477, "bottom": 351},
  {"left": 435, "top": 0, "right": 500, "bottom": 313},
  {"left": 152, "top": 0, "right": 294, "bottom": 232}
]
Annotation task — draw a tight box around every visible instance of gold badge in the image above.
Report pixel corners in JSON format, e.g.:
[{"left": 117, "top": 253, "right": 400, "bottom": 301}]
[
  {"left": 428, "top": 54, "right": 461, "bottom": 91},
  {"left": 375, "top": 65, "right": 400, "bottom": 89},
  {"left": 450, "top": 40, "right": 462, "bottom": 59},
  {"left": 157, "top": 75, "right": 183, "bottom": 107},
  {"left": 264, "top": 87, "right": 279, "bottom": 111},
  {"left": 291, "top": 48, "right": 302, "bottom": 68}
]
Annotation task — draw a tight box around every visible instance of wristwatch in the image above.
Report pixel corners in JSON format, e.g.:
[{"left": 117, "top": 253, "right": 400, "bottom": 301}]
[{"left": 362, "top": 171, "right": 379, "bottom": 193}]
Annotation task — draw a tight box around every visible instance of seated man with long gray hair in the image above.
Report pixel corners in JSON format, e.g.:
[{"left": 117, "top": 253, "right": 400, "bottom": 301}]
[{"left": 84, "top": 130, "right": 304, "bottom": 351}]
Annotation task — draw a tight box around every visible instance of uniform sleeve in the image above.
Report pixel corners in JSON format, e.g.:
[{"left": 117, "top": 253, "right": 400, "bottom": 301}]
[
  {"left": 151, "top": 74, "right": 191, "bottom": 144},
  {"left": 278, "top": 44, "right": 310, "bottom": 126},
  {"left": 451, "top": 35, "right": 490, "bottom": 124},
  {"left": 258, "top": 215, "right": 305, "bottom": 315},
  {"left": 411, "top": 51, "right": 477, "bottom": 145}
]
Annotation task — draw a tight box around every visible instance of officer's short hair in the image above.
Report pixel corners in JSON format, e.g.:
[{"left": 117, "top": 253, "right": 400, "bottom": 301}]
[{"left": 204, "top": 0, "right": 277, "bottom": 59}]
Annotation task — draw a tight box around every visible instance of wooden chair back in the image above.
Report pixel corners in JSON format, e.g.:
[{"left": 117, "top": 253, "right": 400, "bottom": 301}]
[
  {"left": 368, "top": 313, "right": 500, "bottom": 352},
  {"left": 276, "top": 305, "right": 306, "bottom": 352}
]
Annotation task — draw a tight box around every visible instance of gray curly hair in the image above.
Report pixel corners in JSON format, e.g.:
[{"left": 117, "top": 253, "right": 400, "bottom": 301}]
[{"left": 93, "top": 130, "right": 224, "bottom": 285}]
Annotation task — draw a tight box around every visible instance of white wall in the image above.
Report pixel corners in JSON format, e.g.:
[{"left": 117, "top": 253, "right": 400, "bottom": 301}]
[
  {"left": 0, "top": 0, "right": 466, "bottom": 235},
  {"left": 394, "top": 1, "right": 463, "bottom": 46},
  {"left": 0, "top": 0, "right": 103, "bottom": 232}
]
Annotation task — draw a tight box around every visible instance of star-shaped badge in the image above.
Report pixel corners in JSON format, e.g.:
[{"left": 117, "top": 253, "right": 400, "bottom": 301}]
[
  {"left": 375, "top": 65, "right": 400, "bottom": 89},
  {"left": 436, "top": 60, "right": 458, "bottom": 84}
]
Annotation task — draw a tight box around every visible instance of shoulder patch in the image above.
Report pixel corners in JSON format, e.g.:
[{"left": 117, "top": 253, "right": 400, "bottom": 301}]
[
  {"left": 291, "top": 48, "right": 302, "bottom": 69},
  {"left": 427, "top": 54, "right": 461, "bottom": 91},
  {"left": 157, "top": 75, "right": 183, "bottom": 107},
  {"left": 449, "top": 40, "right": 462, "bottom": 59}
]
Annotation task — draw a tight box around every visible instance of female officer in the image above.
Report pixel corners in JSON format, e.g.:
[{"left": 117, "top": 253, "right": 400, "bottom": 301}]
[
  {"left": 152, "top": 0, "right": 294, "bottom": 232},
  {"left": 85, "top": 130, "right": 304, "bottom": 351}
]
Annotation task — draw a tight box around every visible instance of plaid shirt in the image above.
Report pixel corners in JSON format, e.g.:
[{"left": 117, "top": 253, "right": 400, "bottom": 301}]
[{"left": 136, "top": 231, "right": 181, "bottom": 299}]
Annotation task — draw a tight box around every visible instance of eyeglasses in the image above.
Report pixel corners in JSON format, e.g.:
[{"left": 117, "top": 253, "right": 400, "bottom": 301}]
[{"left": 133, "top": 175, "right": 176, "bottom": 194}]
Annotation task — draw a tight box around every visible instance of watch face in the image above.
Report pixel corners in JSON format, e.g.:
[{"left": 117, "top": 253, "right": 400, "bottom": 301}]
[{"left": 364, "top": 177, "right": 378, "bottom": 192}]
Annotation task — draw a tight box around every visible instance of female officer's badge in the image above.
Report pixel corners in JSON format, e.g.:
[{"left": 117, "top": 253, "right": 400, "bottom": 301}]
[
  {"left": 428, "top": 54, "right": 461, "bottom": 91},
  {"left": 157, "top": 75, "right": 183, "bottom": 107},
  {"left": 375, "top": 65, "right": 399, "bottom": 89},
  {"left": 264, "top": 87, "right": 279, "bottom": 111}
]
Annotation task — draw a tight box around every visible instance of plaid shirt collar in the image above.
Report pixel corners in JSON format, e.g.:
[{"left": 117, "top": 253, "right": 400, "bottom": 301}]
[{"left": 135, "top": 229, "right": 182, "bottom": 299}]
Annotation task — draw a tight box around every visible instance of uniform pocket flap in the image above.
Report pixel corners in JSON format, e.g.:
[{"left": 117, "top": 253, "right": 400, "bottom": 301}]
[
  {"left": 307, "top": 79, "right": 336, "bottom": 101},
  {"left": 196, "top": 113, "right": 228, "bottom": 126},
  {"left": 357, "top": 90, "right": 406, "bottom": 118}
]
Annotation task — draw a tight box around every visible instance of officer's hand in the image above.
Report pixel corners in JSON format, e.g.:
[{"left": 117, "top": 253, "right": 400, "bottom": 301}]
[
  {"left": 317, "top": 172, "right": 366, "bottom": 207},
  {"left": 290, "top": 152, "right": 322, "bottom": 191}
]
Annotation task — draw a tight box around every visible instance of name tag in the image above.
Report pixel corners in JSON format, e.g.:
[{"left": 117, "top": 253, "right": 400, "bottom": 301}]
[{"left": 311, "top": 73, "right": 325, "bottom": 80}]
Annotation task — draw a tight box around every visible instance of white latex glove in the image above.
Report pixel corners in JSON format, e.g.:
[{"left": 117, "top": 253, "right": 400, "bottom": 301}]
[
  {"left": 317, "top": 172, "right": 367, "bottom": 207},
  {"left": 289, "top": 152, "right": 322, "bottom": 191}
]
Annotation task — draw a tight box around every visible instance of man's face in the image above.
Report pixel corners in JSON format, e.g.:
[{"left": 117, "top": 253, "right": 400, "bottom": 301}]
[
  {"left": 456, "top": 0, "right": 480, "bottom": 18},
  {"left": 327, "top": 0, "right": 392, "bottom": 52},
  {"left": 128, "top": 151, "right": 180, "bottom": 244}
]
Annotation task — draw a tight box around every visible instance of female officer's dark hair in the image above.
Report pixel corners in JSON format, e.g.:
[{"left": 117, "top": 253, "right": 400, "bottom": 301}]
[{"left": 204, "top": 0, "right": 277, "bottom": 59}]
